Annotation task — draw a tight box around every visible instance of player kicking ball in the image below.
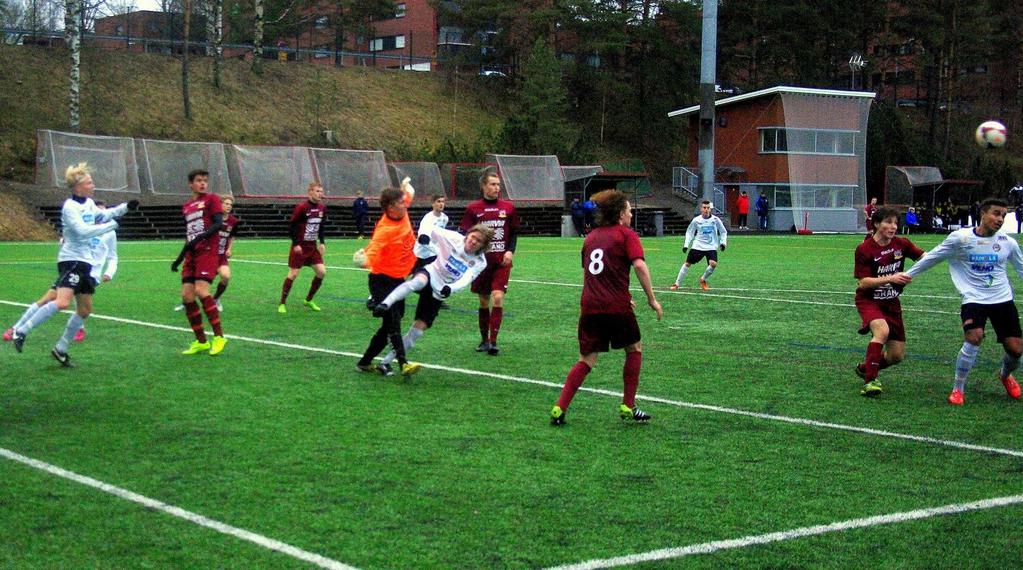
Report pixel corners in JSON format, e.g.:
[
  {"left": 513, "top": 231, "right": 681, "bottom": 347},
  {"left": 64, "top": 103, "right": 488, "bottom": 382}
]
[
  {"left": 852, "top": 207, "right": 924, "bottom": 397},
  {"left": 550, "top": 189, "right": 662, "bottom": 426},
  {"left": 905, "top": 197, "right": 1023, "bottom": 405},
  {"left": 371, "top": 224, "right": 494, "bottom": 374}
]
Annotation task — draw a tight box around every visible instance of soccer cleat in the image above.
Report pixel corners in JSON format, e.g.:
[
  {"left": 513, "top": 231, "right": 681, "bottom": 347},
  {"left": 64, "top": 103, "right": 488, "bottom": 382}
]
[
  {"left": 550, "top": 405, "right": 566, "bottom": 426},
  {"left": 356, "top": 363, "right": 386, "bottom": 375},
  {"left": 51, "top": 348, "right": 73, "bottom": 367},
  {"left": 3, "top": 328, "right": 13, "bottom": 342},
  {"left": 209, "top": 335, "right": 228, "bottom": 356},
  {"left": 181, "top": 340, "right": 211, "bottom": 355},
  {"left": 12, "top": 330, "right": 26, "bottom": 353},
  {"left": 277, "top": 304, "right": 287, "bottom": 314},
  {"left": 372, "top": 303, "right": 390, "bottom": 318},
  {"left": 476, "top": 341, "right": 491, "bottom": 353},
  {"left": 378, "top": 362, "right": 395, "bottom": 377},
  {"left": 860, "top": 379, "right": 883, "bottom": 397},
  {"left": 488, "top": 343, "right": 499, "bottom": 356},
  {"left": 948, "top": 389, "right": 965, "bottom": 406},
  {"left": 216, "top": 300, "right": 224, "bottom": 312},
  {"left": 1000, "top": 373, "right": 1021, "bottom": 399},
  {"left": 619, "top": 404, "right": 651, "bottom": 423},
  {"left": 669, "top": 284, "right": 679, "bottom": 291},
  {"left": 854, "top": 363, "right": 867, "bottom": 380},
  {"left": 73, "top": 329, "right": 86, "bottom": 343},
  {"left": 173, "top": 304, "right": 185, "bottom": 311},
  {"left": 303, "top": 299, "right": 321, "bottom": 312},
  {"left": 699, "top": 278, "right": 710, "bottom": 291},
  {"left": 400, "top": 362, "right": 422, "bottom": 376}
]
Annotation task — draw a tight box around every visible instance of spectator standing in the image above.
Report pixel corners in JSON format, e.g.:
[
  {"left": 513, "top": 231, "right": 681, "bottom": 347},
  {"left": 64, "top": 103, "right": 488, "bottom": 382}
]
[
  {"left": 755, "top": 192, "right": 769, "bottom": 230},
  {"left": 570, "top": 197, "right": 586, "bottom": 236},
  {"left": 736, "top": 191, "right": 750, "bottom": 229},
  {"left": 352, "top": 191, "right": 370, "bottom": 240}
]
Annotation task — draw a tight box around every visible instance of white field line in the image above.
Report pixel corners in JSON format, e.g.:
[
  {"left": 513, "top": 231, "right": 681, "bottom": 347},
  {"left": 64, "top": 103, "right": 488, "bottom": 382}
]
[
  {"left": 546, "top": 493, "right": 1023, "bottom": 570},
  {"left": 1, "top": 299, "right": 1019, "bottom": 459},
  {"left": 0, "top": 447, "right": 357, "bottom": 570}
]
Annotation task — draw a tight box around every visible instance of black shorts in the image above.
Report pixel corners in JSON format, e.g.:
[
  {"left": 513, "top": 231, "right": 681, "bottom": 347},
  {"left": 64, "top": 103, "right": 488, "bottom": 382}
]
[
  {"left": 368, "top": 273, "right": 406, "bottom": 319},
  {"left": 413, "top": 255, "right": 436, "bottom": 273},
  {"left": 961, "top": 301, "right": 1022, "bottom": 343},
  {"left": 686, "top": 249, "right": 718, "bottom": 265},
  {"left": 55, "top": 260, "right": 95, "bottom": 295},
  {"left": 413, "top": 275, "right": 444, "bottom": 328}
]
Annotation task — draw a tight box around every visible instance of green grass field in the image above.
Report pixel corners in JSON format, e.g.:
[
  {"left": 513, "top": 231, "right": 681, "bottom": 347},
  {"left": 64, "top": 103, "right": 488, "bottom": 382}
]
[{"left": 2, "top": 233, "right": 1023, "bottom": 569}]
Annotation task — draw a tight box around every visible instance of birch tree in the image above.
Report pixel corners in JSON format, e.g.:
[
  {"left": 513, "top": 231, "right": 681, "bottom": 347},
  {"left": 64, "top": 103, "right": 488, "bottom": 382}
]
[
  {"left": 182, "top": 0, "right": 192, "bottom": 118},
  {"left": 65, "top": 0, "right": 81, "bottom": 130}
]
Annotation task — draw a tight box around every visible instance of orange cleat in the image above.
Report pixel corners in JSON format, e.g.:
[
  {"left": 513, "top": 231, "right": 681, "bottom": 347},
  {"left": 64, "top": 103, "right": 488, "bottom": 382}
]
[
  {"left": 1000, "top": 374, "right": 1021, "bottom": 399},
  {"left": 948, "top": 389, "right": 965, "bottom": 406},
  {"left": 699, "top": 279, "right": 710, "bottom": 291}
]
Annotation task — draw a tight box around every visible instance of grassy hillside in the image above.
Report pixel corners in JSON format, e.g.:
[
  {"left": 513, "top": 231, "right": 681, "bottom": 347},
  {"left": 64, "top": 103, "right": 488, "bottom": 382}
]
[{"left": 0, "top": 45, "right": 508, "bottom": 182}]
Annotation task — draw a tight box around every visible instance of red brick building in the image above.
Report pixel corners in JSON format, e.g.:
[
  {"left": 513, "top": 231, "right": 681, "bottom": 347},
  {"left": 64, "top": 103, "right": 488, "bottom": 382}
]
[{"left": 93, "top": 10, "right": 212, "bottom": 55}]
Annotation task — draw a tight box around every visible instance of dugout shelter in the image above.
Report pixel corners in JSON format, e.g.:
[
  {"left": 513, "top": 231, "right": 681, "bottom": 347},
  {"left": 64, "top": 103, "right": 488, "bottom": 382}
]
[{"left": 669, "top": 86, "right": 875, "bottom": 232}]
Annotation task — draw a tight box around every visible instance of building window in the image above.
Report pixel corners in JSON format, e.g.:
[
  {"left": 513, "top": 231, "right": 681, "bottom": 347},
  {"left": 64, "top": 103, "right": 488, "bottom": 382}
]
[
  {"left": 314, "top": 16, "right": 329, "bottom": 29},
  {"left": 313, "top": 44, "right": 330, "bottom": 59},
  {"left": 395, "top": 3, "right": 406, "bottom": 18},
  {"left": 370, "top": 35, "right": 405, "bottom": 52},
  {"left": 760, "top": 128, "right": 856, "bottom": 155},
  {"left": 115, "top": 25, "right": 124, "bottom": 35}
]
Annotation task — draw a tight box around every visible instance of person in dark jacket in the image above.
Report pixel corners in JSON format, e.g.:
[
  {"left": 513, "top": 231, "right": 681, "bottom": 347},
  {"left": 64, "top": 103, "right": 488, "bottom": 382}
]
[{"left": 352, "top": 191, "right": 370, "bottom": 239}]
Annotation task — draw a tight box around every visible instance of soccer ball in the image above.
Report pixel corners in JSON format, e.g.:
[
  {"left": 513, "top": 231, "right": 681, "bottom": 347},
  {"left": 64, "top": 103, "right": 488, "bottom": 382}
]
[
  {"left": 352, "top": 248, "right": 367, "bottom": 267},
  {"left": 975, "top": 121, "right": 1007, "bottom": 149},
  {"left": 400, "top": 176, "right": 416, "bottom": 201}
]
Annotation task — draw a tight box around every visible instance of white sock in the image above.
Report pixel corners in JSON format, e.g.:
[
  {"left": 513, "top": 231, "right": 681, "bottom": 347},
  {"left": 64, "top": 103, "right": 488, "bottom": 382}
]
[
  {"left": 381, "top": 326, "right": 426, "bottom": 365},
  {"left": 381, "top": 279, "right": 426, "bottom": 307},
  {"left": 18, "top": 301, "right": 59, "bottom": 334},
  {"left": 702, "top": 266, "right": 716, "bottom": 281},
  {"left": 55, "top": 314, "right": 85, "bottom": 353},
  {"left": 674, "top": 265, "right": 689, "bottom": 285},
  {"left": 12, "top": 302, "right": 42, "bottom": 330},
  {"left": 954, "top": 342, "right": 980, "bottom": 392}
]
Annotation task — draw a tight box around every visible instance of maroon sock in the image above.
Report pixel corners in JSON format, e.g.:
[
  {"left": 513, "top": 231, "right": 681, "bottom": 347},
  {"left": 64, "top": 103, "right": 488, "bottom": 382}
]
[
  {"left": 556, "top": 361, "right": 592, "bottom": 410},
  {"left": 864, "top": 341, "right": 884, "bottom": 382},
  {"left": 306, "top": 276, "right": 323, "bottom": 301},
  {"left": 622, "top": 351, "right": 642, "bottom": 408},
  {"left": 184, "top": 301, "right": 207, "bottom": 343},
  {"left": 878, "top": 357, "right": 892, "bottom": 371},
  {"left": 201, "top": 296, "right": 223, "bottom": 337},
  {"left": 478, "top": 308, "right": 490, "bottom": 343},
  {"left": 489, "top": 307, "right": 504, "bottom": 344},
  {"left": 214, "top": 281, "right": 228, "bottom": 300},
  {"left": 280, "top": 277, "right": 294, "bottom": 305}
]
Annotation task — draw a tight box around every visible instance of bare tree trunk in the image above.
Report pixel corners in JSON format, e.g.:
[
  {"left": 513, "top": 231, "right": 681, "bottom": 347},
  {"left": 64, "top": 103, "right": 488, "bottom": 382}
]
[
  {"left": 183, "top": 0, "right": 192, "bottom": 119},
  {"left": 252, "top": 0, "right": 264, "bottom": 73},
  {"left": 65, "top": 0, "right": 80, "bottom": 131},
  {"left": 213, "top": 0, "right": 223, "bottom": 88}
]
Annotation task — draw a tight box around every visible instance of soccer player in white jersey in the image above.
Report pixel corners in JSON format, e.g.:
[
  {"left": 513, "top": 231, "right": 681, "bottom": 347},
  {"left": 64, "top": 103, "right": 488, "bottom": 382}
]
[
  {"left": 371, "top": 224, "right": 493, "bottom": 374},
  {"left": 10, "top": 163, "right": 136, "bottom": 366},
  {"left": 5, "top": 201, "right": 119, "bottom": 345},
  {"left": 671, "top": 200, "right": 728, "bottom": 291},
  {"left": 904, "top": 198, "right": 1023, "bottom": 405},
  {"left": 414, "top": 194, "right": 449, "bottom": 270}
]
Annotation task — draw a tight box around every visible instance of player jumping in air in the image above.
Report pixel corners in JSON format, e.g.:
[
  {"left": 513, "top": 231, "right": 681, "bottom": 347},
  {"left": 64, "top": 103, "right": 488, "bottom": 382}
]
[
  {"left": 279, "top": 183, "right": 328, "bottom": 314},
  {"left": 852, "top": 207, "right": 924, "bottom": 397},
  {"left": 905, "top": 198, "right": 1023, "bottom": 405},
  {"left": 550, "top": 189, "right": 663, "bottom": 426},
  {"left": 671, "top": 200, "right": 727, "bottom": 291},
  {"left": 171, "top": 169, "right": 227, "bottom": 356},
  {"left": 460, "top": 169, "right": 520, "bottom": 355},
  {"left": 372, "top": 224, "right": 494, "bottom": 374}
]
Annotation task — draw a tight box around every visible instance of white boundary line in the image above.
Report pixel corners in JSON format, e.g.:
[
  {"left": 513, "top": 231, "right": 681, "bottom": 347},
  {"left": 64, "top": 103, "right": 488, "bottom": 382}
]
[
  {"left": 0, "top": 447, "right": 357, "bottom": 570},
  {"left": 545, "top": 493, "right": 1023, "bottom": 569},
  {"left": 2, "top": 299, "right": 1019, "bottom": 459}
]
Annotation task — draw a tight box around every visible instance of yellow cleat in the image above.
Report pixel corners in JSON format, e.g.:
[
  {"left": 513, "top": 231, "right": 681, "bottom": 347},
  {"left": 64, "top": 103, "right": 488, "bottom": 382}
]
[
  {"left": 277, "top": 304, "right": 287, "bottom": 314},
  {"left": 209, "top": 335, "right": 228, "bottom": 356},
  {"left": 401, "top": 362, "right": 422, "bottom": 376},
  {"left": 182, "top": 340, "right": 211, "bottom": 355},
  {"left": 303, "top": 299, "right": 322, "bottom": 312}
]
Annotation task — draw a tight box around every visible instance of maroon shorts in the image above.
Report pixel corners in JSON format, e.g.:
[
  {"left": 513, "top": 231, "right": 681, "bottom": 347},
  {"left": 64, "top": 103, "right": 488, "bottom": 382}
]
[
  {"left": 182, "top": 248, "right": 219, "bottom": 283},
  {"left": 288, "top": 242, "right": 323, "bottom": 269},
  {"left": 471, "top": 260, "right": 512, "bottom": 296},
  {"left": 218, "top": 254, "right": 230, "bottom": 268},
  {"left": 578, "top": 312, "right": 641, "bottom": 354},
  {"left": 856, "top": 298, "right": 906, "bottom": 342}
]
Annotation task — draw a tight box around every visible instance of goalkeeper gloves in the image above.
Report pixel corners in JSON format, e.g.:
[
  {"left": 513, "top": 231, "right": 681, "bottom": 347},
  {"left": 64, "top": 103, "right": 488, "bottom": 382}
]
[
  {"left": 439, "top": 285, "right": 451, "bottom": 298},
  {"left": 417, "top": 233, "right": 431, "bottom": 245}
]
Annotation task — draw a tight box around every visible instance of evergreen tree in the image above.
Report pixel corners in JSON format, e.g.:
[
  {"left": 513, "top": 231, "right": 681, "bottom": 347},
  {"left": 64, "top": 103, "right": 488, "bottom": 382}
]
[{"left": 502, "top": 38, "right": 579, "bottom": 156}]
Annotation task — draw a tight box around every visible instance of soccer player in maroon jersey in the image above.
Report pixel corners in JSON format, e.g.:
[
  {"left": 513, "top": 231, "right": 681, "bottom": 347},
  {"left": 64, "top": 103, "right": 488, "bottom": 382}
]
[
  {"left": 853, "top": 206, "right": 924, "bottom": 396},
  {"left": 459, "top": 169, "right": 520, "bottom": 355},
  {"left": 212, "top": 195, "right": 239, "bottom": 311},
  {"left": 171, "top": 169, "right": 227, "bottom": 356},
  {"left": 550, "top": 189, "right": 663, "bottom": 426},
  {"left": 278, "top": 182, "right": 328, "bottom": 314}
]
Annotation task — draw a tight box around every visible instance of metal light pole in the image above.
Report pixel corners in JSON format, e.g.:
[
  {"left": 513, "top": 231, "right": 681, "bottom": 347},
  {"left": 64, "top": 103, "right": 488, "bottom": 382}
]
[{"left": 698, "top": 0, "right": 718, "bottom": 205}]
